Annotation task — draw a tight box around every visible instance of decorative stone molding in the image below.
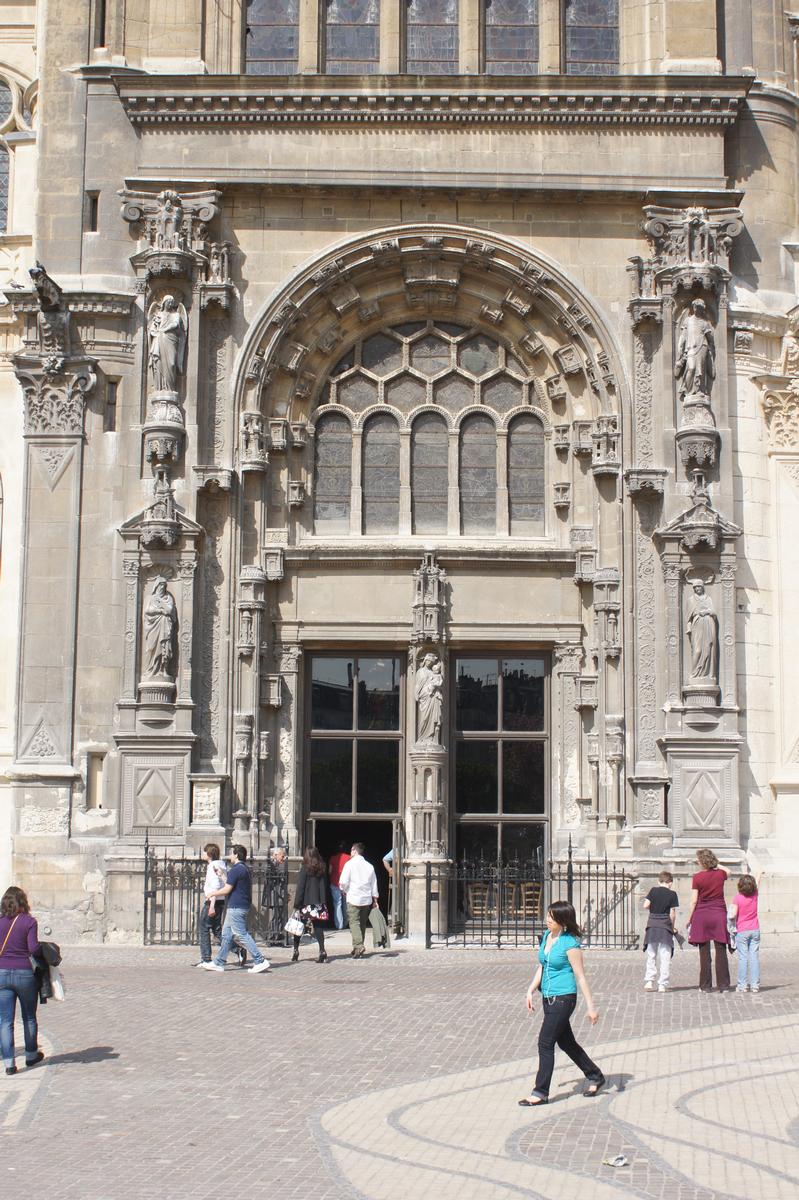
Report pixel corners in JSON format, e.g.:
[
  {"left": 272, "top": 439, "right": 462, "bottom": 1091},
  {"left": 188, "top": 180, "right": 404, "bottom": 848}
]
[
  {"left": 116, "top": 81, "right": 748, "bottom": 130},
  {"left": 269, "top": 418, "right": 289, "bottom": 450},
  {"left": 260, "top": 674, "right": 283, "bottom": 708},
  {"left": 240, "top": 411, "right": 268, "bottom": 472},
  {"left": 642, "top": 203, "right": 743, "bottom": 294},
  {"left": 575, "top": 675, "right": 599, "bottom": 711},
  {"left": 287, "top": 480, "right": 306, "bottom": 508},
  {"left": 656, "top": 471, "right": 741, "bottom": 554},
  {"left": 553, "top": 481, "right": 571, "bottom": 510},
  {"left": 754, "top": 375, "right": 799, "bottom": 450},
  {"left": 290, "top": 420, "right": 309, "bottom": 448},
  {"left": 553, "top": 424, "right": 570, "bottom": 452},
  {"left": 572, "top": 421, "right": 593, "bottom": 456},
  {"left": 119, "top": 187, "right": 222, "bottom": 282},
  {"left": 264, "top": 548, "right": 285, "bottom": 581},
  {"left": 545, "top": 374, "right": 567, "bottom": 403},
  {"left": 554, "top": 345, "right": 582, "bottom": 376}
]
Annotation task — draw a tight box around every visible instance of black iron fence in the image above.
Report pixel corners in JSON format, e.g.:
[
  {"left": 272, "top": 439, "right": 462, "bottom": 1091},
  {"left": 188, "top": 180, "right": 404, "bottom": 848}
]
[
  {"left": 143, "top": 836, "right": 289, "bottom": 947},
  {"left": 421, "top": 845, "right": 639, "bottom": 950}
]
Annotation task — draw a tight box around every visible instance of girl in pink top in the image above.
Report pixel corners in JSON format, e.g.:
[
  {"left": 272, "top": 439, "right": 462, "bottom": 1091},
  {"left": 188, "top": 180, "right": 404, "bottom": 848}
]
[{"left": 729, "top": 874, "right": 761, "bottom": 994}]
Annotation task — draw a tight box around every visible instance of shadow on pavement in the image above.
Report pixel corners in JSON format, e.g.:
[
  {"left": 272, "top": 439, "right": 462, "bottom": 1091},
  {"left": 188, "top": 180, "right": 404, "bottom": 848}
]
[{"left": 45, "top": 1046, "right": 120, "bottom": 1066}]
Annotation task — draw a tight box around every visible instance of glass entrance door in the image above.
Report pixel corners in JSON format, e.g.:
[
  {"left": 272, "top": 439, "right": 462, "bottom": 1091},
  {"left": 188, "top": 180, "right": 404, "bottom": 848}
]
[{"left": 452, "top": 654, "right": 549, "bottom": 867}]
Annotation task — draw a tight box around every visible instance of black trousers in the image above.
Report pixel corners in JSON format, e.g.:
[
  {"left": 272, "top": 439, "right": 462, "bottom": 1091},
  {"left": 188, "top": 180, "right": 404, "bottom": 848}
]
[
  {"left": 698, "top": 941, "right": 730, "bottom": 991},
  {"left": 293, "top": 922, "right": 325, "bottom": 955},
  {"left": 533, "top": 993, "right": 603, "bottom": 1098}
]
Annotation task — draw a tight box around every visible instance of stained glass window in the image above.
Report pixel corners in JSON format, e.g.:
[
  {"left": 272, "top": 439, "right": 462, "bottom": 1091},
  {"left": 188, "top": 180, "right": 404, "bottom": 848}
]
[
  {"left": 460, "top": 414, "right": 496, "bottom": 534},
  {"left": 326, "top": 0, "right": 380, "bottom": 73},
  {"left": 0, "top": 82, "right": 11, "bottom": 234},
  {"left": 564, "top": 0, "right": 619, "bottom": 75},
  {"left": 314, "top": 413, "right": 352, "bottom": 533},
  {"left": 406, "top": 0, "right": 458, "bottom": 74},
  {"left": 245, "top": 0, "right": 300, "bottom": 75},
  {"left": 485, "top": 0, "right": 538, "bottom": 75},
  {"left": 362, "top": 413, "right": 400, "bottom": 534},
  {"left": 508, "top": 414, "right": 545, "bottom": 535},
  {"left": 412, "top": 412, "right": 449, "bottom": 534}
]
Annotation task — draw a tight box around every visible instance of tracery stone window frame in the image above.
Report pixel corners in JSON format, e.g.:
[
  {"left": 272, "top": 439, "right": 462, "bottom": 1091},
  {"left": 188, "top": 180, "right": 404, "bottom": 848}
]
[
  {"left": 308, "top": 319, "right": 550, "bottom": 540},
  {"left": 0, "top": 69, "right": 35, "bottom": 237}
]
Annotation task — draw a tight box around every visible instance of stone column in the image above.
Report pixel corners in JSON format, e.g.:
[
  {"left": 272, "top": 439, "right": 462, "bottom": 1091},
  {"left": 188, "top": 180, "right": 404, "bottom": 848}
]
[
  {"left": 275, "top": 643, "right": 302, "bottom": 853},
  {"left": 552, "top": 644, "right": 583, "bottom": 851}
]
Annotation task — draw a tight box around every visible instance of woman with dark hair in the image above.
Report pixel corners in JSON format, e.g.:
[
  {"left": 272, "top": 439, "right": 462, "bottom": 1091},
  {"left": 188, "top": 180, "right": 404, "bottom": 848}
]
[
  {"left": 687, "top": 848, "right": 731, "bottom": 992},
  {"left": 0, "top": 886, "right": 44, "bottom": 1075},
  {"left": 291, "top": 847, "right": 329, "bottom": 964},
  {"left": 518, "top": 900, "right": 604, "bottom": 1106}
]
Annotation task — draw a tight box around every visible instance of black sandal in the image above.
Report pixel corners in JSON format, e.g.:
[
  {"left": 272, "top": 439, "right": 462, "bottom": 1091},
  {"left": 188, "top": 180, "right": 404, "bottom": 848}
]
[
  {"left": 518, "top": 1095, "right": 548, "bottom": 1106},
  {"left": 583, "top": 1076, "right": 606, "bottom": 1097}
]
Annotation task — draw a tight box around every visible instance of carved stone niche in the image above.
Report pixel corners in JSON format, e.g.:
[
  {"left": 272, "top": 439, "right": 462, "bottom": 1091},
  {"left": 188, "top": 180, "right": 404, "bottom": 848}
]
[
  {"left": 593, "top": 567, "right": 621, "bottom": 660},
  {"left": 545, "top": 374, "right": 567, "bottom": 403},
  {"left": 554, "top": 481, "right": 571, "bottom": 510},
  {"left": 572, "top": 421, "right": 593, "bottom": 456},
  {"left": 290, "top": 420, "right": 309, "bottom": 449},
  {"left": 240, "top": 410, "right": 268, "bottom": 472},
  {"left": 655, "top": 472, "right": 741, "bottom": 555},
  {"left": 288, "top": 480, "right": 306, "bottom": 508},
  {"left": 570, "top": 526, "right": 596, "bottom": 584},
  {"left": 199, "top": 242, "right": 234, "bottom": 311},
  {"left": 591, "top": 415, "right": 621, "bottom": 476},
  {"left": 237, "top": 565, "right": 266, "bottom": 657},
  {"left": 260, "top": 674, "right": 283, "bottom": 708},
  {"left": 193, "top": 465, "right": 234, "bottom": 492},
  {"left": 144, "top": 392, "right": 185, "bottom": 469},
  {"left": 553, "top": 424, "right": 571, "bottom": 453},
  {"left": 625, "top": 467, "right": 667, "bottom": 498},
  {"left": 269, "top": 418, "right": 289, "bottom": 451},
  {"left": 574, "top": 675, "right": 599, "bottom": 711},
  {"left": 264, "top": 548, "right": 284, "bottom": 582}
]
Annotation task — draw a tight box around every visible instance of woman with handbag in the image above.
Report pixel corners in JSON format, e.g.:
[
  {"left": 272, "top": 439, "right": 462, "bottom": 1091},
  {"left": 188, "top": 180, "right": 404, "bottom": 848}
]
[
  {"left": 291, "top": 848, "right": 329, "bottom": 964},
  {"left": 0, "top": 886, "right": 45, "bottom": 1075}
]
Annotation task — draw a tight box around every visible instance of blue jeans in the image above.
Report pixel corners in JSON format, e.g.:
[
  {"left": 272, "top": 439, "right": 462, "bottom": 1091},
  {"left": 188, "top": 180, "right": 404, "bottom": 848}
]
[
  {"left": 736, "top": 929, "right": 761, "bottom": 988},
  {"left": 199, "top": 899, "right": 224, "bottom": 962},
  {"left": 214, "top": 907, "right": 265, "bottom": 966},
  {"left": 330, "top": 885, "right": 346, "bottom": 930},
  {"left": 0, "top": 969, "right": 39, "bottom": 1067}
]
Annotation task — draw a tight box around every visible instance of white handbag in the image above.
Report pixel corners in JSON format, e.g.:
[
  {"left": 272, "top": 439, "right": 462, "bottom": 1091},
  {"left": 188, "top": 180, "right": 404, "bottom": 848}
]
[{"left": 284, "top": 912, "right": 305, "bottom": 937}]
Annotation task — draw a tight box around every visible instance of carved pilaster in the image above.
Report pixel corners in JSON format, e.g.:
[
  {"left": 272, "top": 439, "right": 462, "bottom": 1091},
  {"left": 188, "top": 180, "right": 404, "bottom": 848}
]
[
  {"left": 553, "top": 645, "right": 583, "bottom": 830},
  {"left": 275, "top": 643, "right": 303, "bottom": 851}
]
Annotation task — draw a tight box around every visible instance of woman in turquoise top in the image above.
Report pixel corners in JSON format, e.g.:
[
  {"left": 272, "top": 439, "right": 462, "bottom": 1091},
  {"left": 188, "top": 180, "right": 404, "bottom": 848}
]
[{"left": 518, "top": 900, "right": 604, "bottom": 1106}]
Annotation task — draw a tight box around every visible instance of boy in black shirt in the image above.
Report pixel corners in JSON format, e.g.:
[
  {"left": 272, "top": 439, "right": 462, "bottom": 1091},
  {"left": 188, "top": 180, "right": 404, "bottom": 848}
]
[{"left": 642, "top": 870, "right": 681, "bottom": 992}]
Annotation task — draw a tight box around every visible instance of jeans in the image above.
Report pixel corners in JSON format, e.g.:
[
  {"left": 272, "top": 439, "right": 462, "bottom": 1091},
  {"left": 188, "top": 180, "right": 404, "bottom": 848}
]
[
  {"left": 698, "top": 941, "right": 730, "bottom": 991},
  {"left": 199, "top": 899, "right": 224, "bottom": 962},
  {"left": 0, "top": 969, "right": 39, "bottom": 1068},
  {"left": 533, "top": 993, "right": 603, "bottom": 1099},
  {"left": 736, "top": 929, "right": 761, "bottom": 988},
  {"left": 644, "top": 944, "right": 672, "bottom": 987},
  {"left": 330, "top": 885, "right": 346, "bottom": 930},
  {"left": 214, "top": 907, "right": 265, "bottom": 967},
  {"left": 347, "top": 902, "right": 372, "bottom": 950}
]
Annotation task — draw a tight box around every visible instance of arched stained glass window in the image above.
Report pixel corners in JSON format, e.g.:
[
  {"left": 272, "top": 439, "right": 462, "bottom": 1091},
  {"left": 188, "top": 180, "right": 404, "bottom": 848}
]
[
  {"left": 508, "top": 414, "right": 545, "bottom": 536},
  {"left": 485, "top": 0, "right": 538, "bottom": 75},
  {"left": 0, "top": 82, "right": 11, "bottom": 234},
  {"left": 325, "top": 0, "right": 380, "bottom": 72},
  {"left": 363, "top": 413, "right": 400, "bottom": 534},
  {"left": 564, "top": 0, "right": 619, "bottom": 75},
  {"left": 245, "top": 0, "right": 300, "bottom": 74},
  {"left": 314, "top": 413, "right": 352, "bottom": 533},
  {"left": 412, "top": 412, "right": 449, "bottom": 534},
  {"left": 406, "top": 0, "right": 459, "bottom": 74},
  {"left": 460, "top": 414, "right": 496, "bottom": 534}
]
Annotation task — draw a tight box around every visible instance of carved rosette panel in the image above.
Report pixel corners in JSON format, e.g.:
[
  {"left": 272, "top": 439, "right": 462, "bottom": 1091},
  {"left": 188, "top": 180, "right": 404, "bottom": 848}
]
[
  {"left": 634, "top": 501, "right": 659, "bottom": 763},
  {"left": 633, "top": 329, "right": 654, "bottom": 465}
]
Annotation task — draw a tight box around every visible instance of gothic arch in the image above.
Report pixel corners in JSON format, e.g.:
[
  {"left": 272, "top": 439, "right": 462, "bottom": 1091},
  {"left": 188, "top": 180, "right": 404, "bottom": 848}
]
[{"left": 233, "top": 225, "right": 630, "bottom": 454}]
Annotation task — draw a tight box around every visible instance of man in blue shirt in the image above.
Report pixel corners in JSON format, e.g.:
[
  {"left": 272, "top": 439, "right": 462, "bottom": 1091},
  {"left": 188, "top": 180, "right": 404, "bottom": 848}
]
[{"left": 202, "top": 845, "right": 270, "bottom": 974}]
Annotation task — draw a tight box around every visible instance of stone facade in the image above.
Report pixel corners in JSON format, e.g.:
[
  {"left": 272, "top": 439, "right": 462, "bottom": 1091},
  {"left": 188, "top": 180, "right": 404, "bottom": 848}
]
[{"left": 1, "top": 0, "right": 799, "bottom": 936}]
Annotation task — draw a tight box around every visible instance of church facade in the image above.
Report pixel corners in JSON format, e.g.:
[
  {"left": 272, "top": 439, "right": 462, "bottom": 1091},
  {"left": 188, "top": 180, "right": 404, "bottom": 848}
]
[{"left": 1, "top": 0, "right": 799, "bottom": 937}]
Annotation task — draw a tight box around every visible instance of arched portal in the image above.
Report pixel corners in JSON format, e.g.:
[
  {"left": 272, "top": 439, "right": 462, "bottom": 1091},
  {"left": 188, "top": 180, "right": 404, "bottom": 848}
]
[{"left": 227, "top": 226, "right": 631, "bottom": 920}]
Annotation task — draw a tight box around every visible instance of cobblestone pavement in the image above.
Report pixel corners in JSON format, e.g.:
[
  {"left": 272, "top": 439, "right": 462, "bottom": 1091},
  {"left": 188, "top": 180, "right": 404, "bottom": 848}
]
[{"left": 1, "top": 933, "right": 797, "bottom": 1200}]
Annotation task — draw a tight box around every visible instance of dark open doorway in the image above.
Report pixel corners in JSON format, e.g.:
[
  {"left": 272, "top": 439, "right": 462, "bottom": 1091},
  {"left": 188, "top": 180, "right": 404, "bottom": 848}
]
[{"left": 311, "top": 818, "right": 394, "bottom": 916}]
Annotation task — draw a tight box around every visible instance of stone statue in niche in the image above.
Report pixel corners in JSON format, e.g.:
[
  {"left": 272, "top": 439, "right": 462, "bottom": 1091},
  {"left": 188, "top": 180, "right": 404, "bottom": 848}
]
[
  {"left": 143, "top": 575, "right": 178, "bottom": 680},
  {"left": 415, "top": 652, "right": 444, "bottom": 745},
  {"left": 675, "top": 299, "right": 716, "bottom": 401},
  {"left": 779, "top": 313, "right": 799, "bottom": 378},
  {"left": 686, "top": 581, "right": 719, "bottom": 684},
  {"left": 147, "top": 296, "right": 188, "bottom": 394}
]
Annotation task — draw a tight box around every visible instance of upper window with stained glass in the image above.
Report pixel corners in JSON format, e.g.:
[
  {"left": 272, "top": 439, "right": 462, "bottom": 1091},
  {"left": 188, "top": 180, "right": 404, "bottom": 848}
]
[
  {"left": 245, "top": 0, "right": 300, "bottom": 74},
  {"left": 564, "top": 0, "right": 619, "bottom": 75},
  {"left": 485, "top": 0, "right": 538, "bottom": 75},
  {"left": 313, "top": 321, "right": 550, "bottom": 538},
  {"left": 406, "top": 0, "right": 459, "bottom": 74},
  {"left": 325, "top": 0, "right": 380, "bottom": 73}
]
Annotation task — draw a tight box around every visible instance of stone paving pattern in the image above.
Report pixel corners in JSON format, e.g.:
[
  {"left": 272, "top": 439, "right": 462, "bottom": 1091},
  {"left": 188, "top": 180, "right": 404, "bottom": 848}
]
[{"left": 0, "top": 933, "right": 797, "bottom": 1199}]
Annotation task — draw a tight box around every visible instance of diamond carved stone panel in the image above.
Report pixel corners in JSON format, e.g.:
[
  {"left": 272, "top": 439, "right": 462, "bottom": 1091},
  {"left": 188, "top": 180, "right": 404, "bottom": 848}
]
[{"left": 669, "top": 753, "right": 739, "bottom": 846}]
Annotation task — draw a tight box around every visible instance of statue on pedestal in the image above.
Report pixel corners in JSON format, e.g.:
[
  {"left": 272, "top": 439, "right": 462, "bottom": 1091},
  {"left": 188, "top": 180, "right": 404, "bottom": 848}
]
[
  {"left": 675, "top": 299, "right": 716, "bottom": 401},
  {"left": 414, "top": 652, "right": 443, "bottom": 745},
  {"left": 142, "top": 576, "right": 177, "bottom": 680},
  {"left": 686, "top": 581, "right": 719, "bottom": 684},
  {"left": 147, "top": 295, "right": 188, "bottom": 393}
]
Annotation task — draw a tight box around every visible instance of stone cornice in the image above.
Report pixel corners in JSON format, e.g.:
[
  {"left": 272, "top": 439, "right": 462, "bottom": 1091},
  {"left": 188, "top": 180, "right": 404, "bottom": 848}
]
[
  {"left": 113, "top": 74, "right": 751, "bottom": 130},
  {"left": 6, "top": 289, "right": 136, "bottom": 317}
]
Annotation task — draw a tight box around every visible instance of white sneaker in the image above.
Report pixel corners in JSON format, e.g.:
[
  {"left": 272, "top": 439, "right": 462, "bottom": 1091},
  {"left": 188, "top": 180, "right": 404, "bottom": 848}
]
[
  {"left": 644, "top": 981, "right": 655, "bottom": 991},
  {"left": 248, "top": 960, "right": 271, "bottom": 974},
  {"left": 202, "top": 962, "right": 224, "bottom": 972},
  {"left": 751, "top": 986, "right": 760, "bottom": 994},
  {"left": 658, "top": 985, "right": 667, "bottom": 993}
]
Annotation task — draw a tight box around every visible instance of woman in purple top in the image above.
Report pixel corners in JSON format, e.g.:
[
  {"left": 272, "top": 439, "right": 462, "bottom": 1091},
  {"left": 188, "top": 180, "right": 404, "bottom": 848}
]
[
  {"left": 687, "top": 849, "right": 731, "bottom": 993},
  {"left": 0, "top": 886, "right": 44, "bottom": 1074}
]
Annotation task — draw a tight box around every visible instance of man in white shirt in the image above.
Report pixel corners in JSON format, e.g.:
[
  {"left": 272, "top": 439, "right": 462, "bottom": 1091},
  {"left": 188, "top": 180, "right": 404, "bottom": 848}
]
[{"left": 339, "top": 842, "right": 379, "bottom": 958}]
